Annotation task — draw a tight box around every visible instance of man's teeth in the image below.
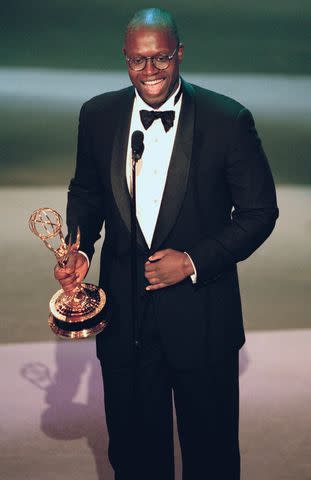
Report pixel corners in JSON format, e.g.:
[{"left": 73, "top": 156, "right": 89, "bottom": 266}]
[{"left": 143, "top": 79, "right": 163, "bottom": 85}]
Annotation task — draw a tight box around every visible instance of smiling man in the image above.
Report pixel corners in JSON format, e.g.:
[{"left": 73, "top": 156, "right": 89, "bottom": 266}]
[{"left": 55, "top": 7, "right": 278, "bottom": 480}]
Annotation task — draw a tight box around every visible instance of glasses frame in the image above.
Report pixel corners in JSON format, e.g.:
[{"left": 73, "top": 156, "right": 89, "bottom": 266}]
[{"left": 125, "top": 44, "right": 181, "bottom": 71}]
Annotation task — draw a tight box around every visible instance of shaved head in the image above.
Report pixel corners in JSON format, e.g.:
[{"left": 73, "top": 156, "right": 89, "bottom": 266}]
[{"left": 125, "top": 8, "right": 180, "bottom": 43}]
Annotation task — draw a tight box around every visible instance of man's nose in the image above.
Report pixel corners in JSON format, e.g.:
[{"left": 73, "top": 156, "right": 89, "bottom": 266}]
[{"left": 144, "top": 58, "right": 158, "bottom": 75}]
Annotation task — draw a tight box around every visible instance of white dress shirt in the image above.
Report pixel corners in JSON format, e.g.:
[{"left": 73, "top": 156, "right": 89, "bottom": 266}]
[
  {"left": 126, "top": 81, "right": 197, "bottom": 282},
  {"left": 126, "top": 82, "right": 182, "bottom": 248}
]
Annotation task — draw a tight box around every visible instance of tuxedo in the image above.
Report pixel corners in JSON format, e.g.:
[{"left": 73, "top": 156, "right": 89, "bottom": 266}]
[{"left": 66, "top": 79, "right": 278, "bottom": 479}]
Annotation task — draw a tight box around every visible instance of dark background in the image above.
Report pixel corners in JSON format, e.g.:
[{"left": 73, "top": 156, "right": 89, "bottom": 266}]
[
  {"left": 2, "top": 0, "right": 311, "bottom": 73},
  {"left": 1, "top": 0, "right": 311, "bottom": 186}
]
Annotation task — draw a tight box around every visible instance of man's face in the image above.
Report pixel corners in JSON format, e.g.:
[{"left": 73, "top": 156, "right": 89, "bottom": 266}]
[{"left": 123, "top": 27, "right": 183, "bottom": 108}]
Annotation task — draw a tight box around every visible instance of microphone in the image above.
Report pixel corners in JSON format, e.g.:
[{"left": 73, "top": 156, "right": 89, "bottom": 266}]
[{"left": 131, "top": 130, "right": 144, "bottom": 162}]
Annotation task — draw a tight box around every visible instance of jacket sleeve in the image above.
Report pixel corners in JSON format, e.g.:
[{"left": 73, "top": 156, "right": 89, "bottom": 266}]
[
  {"left": 187, "top": 108, "right": 279, "bottom": 285},
  {"left": 66, "top": 103, "right": 105, "bottom": 263}
]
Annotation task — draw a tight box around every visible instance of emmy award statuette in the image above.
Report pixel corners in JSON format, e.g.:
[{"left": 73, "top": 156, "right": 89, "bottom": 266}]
[{"left": 29, "top": 208, "right": 107, "bottom": 339}]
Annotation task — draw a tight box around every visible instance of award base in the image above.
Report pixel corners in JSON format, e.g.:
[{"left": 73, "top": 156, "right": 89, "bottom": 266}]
[{"left": 48, "top": 283, "right": 107, "bottom": 339}]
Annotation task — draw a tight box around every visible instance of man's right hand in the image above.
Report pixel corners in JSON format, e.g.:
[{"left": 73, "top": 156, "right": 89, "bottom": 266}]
[{"left": 54, "top": 252, "right": 89, "bottom": 293}]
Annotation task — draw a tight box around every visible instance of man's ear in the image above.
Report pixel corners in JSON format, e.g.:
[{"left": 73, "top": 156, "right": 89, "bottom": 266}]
[{"left": 178, "top": 43, "right": 184, "bottom": 64}]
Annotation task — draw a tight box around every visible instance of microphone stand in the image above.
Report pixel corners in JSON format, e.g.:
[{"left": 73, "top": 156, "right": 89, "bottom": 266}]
[
  {"left": 130, "top": 131, "right": 144, "bottom": 457},
  {"left": 130, "top": 151, "right": 139, "bottom": 353}
]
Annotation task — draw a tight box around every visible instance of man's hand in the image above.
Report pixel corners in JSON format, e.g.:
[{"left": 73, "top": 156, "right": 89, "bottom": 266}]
[
  {"left": 54, "top": 252, "right": 89, "bottom": 293},
  {"left": 144, "top": 249, "right": 194, "bottom": 291}
]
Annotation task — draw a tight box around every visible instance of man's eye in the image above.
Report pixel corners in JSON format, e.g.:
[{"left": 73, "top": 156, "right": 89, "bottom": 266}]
[
  {"left": 131, "top": 57, "right": 144, "bottom": 65},
  {"left": 156, "top": 55, "right": 169, "bottom": 62}
]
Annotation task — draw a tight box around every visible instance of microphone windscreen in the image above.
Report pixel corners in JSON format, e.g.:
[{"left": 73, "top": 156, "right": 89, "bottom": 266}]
[{"left": 131, "top": 130, "right": 144, "bottom": 158}]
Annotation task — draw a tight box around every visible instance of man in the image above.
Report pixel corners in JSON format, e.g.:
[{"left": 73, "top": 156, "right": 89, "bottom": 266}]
[{"left": 55, "top": 8, "right": 278, "bottom": 480}]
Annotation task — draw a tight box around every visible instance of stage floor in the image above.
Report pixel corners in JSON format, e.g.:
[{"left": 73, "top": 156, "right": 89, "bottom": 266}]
[{"left": 1, "top": 329, "right": 310, "bottom": 480}]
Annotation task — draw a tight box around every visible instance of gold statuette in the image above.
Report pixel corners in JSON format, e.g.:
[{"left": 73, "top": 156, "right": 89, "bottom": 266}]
[{"left": 29, "top": 208, "right": 107, "bottom": 339}]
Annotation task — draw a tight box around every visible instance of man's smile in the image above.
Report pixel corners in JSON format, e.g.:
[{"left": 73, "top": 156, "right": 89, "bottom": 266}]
[{"left": 141, "top": 77, "right": 166, "bottom": 95}]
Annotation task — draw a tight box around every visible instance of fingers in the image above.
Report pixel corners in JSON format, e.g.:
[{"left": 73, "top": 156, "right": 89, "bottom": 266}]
[
  {"left": 144, "top": 264, "right": 168, "bottom": 290},
  {"left": 54, "top": 265, "right": 69, "bottom": 280},
  {"left": 54, "top": 266, "right": 79, "bottom": 292},
  {"left": 144, "top": 264, "right": 157, "bottom": 275},
  {"left": 145, "top": 249, "right": 170, "bottom": 271},
  {"left": 64, "top": 254, "right": 78, "bottom": 274},
  {"left": 146, "top": 276, "right": 161, "bottom": 285},
  {"left": 60, "top": 273, "right": 80, "bottom": 293},
  {"left": 144, "top": 249, "right": 188, "bottom": 290},
  {"left": 144, "top": 249, "right": 170, "bottom": 287},
  {"left": 54, "top": 252, "right": 88, "bottom": 293},
  {"left": 148, "top": 249, "right": 170, "bottom": 262},
  {"left": 145, "top": 262, "right": 156, "bottom": 273},
  {"left": 146, "top": 282, "right": 167, "bottom": 291}
]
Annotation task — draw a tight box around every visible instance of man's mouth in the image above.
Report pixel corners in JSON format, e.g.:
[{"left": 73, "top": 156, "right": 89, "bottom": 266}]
[
  {"left": 141, "top": 78, "right": 166, "bottom": 94},
  {"left": 142, "top": 78, "right": 164, "bottom": 86}
]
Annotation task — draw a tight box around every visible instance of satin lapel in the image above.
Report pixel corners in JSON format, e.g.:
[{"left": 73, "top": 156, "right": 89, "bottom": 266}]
[
  {"left": 151, "top": 80, "right": 195, "bottom": 252},
  {"left": 110, "top": 87, "right": 148, "bottom": 251}
]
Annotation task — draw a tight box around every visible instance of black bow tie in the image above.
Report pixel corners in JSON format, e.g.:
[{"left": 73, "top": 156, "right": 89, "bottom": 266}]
[{"left": 140, "top": 109, "right": 175, "bottom": 132}]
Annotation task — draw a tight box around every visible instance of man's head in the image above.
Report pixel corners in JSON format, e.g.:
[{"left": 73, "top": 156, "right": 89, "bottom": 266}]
[{"left": 123, "top": 8, "right": 184, "bottom": 109}]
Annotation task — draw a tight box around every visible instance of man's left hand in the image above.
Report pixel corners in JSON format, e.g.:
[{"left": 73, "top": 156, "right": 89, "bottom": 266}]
[{"left": 144, "top": 249, "right": 194, "bottom": 291}]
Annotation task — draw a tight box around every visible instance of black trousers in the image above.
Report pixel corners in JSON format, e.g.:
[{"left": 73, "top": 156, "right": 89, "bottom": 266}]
[{"left": 100, "top": 333, "right": 240, "bottom": 480}]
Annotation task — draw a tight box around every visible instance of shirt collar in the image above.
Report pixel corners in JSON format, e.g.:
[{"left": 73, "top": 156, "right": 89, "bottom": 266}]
[{"left": 135, "top": 78, "right": 182, "bottom": 111}]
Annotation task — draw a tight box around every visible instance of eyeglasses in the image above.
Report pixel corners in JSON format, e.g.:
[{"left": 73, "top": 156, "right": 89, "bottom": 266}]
[{"left": 125, "top": 44, "right": 180, "bottom": 71}]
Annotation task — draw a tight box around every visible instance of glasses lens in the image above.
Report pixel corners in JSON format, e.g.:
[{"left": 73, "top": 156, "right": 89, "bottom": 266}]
[
  {"left": 153, "top": 56, "right": 170, "bottom": 70},
  {"left": 129, "top": 58, "right": 146, "bottom": 71}
]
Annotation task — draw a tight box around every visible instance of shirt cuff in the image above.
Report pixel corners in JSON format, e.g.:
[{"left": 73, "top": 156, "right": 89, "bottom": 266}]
[
  {"left": 78, "top": 250, "right": 90, "bottom": 269},
  {"left": 184, "top": 252, "right": 197, "bottom": 284}
]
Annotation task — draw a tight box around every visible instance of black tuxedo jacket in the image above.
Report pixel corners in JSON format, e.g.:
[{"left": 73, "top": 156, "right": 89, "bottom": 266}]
[{"left": 66, "top": 79, "right": 278, "bottom": 369}]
